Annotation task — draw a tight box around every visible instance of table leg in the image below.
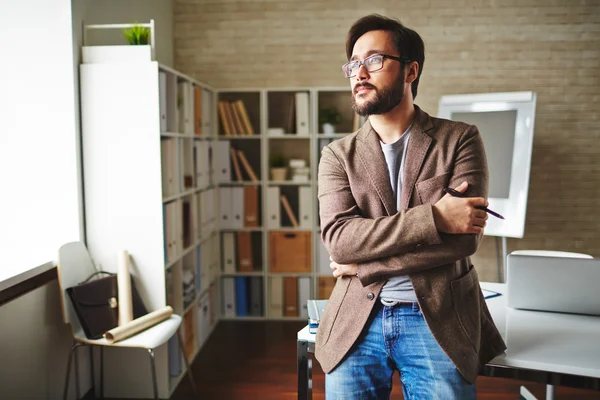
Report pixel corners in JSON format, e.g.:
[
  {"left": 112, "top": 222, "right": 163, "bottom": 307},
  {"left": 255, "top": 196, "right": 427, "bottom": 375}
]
[
  {"left": 545, "top": 384, "right": 555, "bottom": 400},
  {"left": 297, "top": 340, "right": 312, "bottom": 400},
  {"left": 519, "top": 384, "right": 556, "bottom": 400}
]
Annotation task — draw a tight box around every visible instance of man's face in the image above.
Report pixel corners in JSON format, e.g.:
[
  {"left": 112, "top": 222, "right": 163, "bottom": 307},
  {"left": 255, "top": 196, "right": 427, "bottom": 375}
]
[{"left": 350, "top": 30, "right": 405, "bottom": 117}]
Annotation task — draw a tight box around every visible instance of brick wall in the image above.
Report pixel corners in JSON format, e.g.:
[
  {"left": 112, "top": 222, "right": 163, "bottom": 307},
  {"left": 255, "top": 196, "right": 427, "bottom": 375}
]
[{"left": 174, "top": 0, "right": 600, "bottom": 282}]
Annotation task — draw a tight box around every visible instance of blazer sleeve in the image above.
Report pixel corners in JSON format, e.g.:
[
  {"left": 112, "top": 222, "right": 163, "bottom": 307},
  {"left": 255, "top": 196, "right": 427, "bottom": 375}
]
[
  {"left": 318, "top": 146, "right": 443, "bottom": 266},
  {"left": 356, "top": 125, "right": 490, "bottom": 285}
]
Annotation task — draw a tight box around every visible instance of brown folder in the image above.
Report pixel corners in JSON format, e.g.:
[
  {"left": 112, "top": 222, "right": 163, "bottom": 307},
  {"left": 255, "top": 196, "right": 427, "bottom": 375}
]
[
  {"left": 183, "top": 309, "right": 195, "bottom": 359},
  {"left": 269, "top": 231, "right": 311, "bottom": 273},
  {"left": 194, "top": 86, "right": 203, "bottom": 135},
  {"left": 229, "top": 101, "right": 246, "bottom": 135},
  {"left": 237, "top": 231, "right": 254, "bottom": 272},
  {"left": 318, "top": 276, "right": 337, "bottom": 299},
  {"left": 244, "top": 186, "right": 259, "bottom": 227},
  {"left": 230, "top": 147, "right": 243, "bottom": 181},
  {"left": 280, "top": 194, "right": 298, "bottom": 228},
  {"left": 235, "top": 100, "right": 255, "bottom": 135},
  {"left": 284, "top": 277, "right": 299, "bottom": 317}
]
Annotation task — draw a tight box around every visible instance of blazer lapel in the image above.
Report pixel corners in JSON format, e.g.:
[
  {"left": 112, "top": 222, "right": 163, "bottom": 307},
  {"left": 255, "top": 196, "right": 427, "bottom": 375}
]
[
  {"left": 401, "top": 106, "right": 434, "bottom": 211},
  {"left": 356, "top": 120, "right": 396, "bottom": 216}
]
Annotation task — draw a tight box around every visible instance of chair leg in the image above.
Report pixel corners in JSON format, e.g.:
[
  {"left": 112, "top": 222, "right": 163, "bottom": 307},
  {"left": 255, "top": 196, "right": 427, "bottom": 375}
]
[
  {"left": 177, "top": 329, "right": 197, "bottom": 394},
  {"left": 100, "top": 346, "right": 104, "bottom": 399},
  {"left": 89, "top": 346, "right": 95, "bottom": 398},
  {"left": 74, "top": 343, "right": 81, "bottom": 399},
  {"left": 147, "top": 348, "right": 159, "bottom": 400},
  {"left": 63, "top": 341, "right": 84, "bottom": 400}
]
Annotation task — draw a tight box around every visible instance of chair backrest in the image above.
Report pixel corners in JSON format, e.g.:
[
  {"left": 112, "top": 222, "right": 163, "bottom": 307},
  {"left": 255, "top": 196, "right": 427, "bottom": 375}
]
[{"left": 57, "top": 241, "right": 98, "bottom": 329}]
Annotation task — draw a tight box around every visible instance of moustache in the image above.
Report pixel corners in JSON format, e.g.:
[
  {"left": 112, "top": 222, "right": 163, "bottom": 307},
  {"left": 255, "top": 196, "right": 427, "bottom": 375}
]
[{"left": 354, "top": 83, "right": 376, "bottom": 94}]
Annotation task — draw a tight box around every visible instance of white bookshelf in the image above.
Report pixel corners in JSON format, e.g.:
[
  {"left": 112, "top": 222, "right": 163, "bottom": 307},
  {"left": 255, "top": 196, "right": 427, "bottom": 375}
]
[
  {"left": 80, "top": 57, "right": 220, "bottom": 398},
  {"left": 215, "top": 87, "right": 367, "bottom": 322}
]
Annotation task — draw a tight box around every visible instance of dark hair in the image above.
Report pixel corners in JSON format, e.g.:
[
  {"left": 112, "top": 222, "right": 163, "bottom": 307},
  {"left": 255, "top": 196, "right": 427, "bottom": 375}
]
[{"left": 346, "top": 14, "right": 425, "bottom": 100}]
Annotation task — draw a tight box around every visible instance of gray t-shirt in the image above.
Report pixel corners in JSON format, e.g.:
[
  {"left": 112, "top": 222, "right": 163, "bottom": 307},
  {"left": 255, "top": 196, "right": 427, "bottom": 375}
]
[{"left": 379, "top": 125, "right": 417, "bottom": 302}]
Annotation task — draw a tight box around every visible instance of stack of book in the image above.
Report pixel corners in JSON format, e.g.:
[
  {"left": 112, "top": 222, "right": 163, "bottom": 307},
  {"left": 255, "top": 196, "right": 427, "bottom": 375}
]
[{"left": 289, "top": 159, "right": 310, "bottom": 182}]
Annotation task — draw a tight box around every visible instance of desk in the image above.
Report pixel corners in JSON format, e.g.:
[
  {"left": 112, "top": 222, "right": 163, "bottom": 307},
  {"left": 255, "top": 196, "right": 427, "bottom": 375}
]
[{"left": 297, "top": 282, "right": 600, "bottom": 400}]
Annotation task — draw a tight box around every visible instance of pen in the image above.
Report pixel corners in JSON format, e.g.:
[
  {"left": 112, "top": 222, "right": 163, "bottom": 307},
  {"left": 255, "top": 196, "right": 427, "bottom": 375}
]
[{"left": 443, "top": 187, "right": 505, "bottom": 220}]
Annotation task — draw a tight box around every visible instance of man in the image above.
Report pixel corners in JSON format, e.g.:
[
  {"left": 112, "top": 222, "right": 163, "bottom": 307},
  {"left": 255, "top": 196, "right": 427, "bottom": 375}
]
[{"left": 316, "top": 14, "right": 507, "bottom": 399}]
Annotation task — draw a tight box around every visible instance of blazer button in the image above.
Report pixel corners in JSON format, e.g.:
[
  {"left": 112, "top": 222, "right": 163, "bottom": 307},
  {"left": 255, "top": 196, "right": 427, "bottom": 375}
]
[{"left": 366, "top": 292, "right": 375, "bottom": 300}]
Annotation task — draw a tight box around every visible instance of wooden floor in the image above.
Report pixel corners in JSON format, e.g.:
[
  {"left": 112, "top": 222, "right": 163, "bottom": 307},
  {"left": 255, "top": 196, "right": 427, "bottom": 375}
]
[{"left": 166, "top": 321, "right": 600, "bottom": 400}]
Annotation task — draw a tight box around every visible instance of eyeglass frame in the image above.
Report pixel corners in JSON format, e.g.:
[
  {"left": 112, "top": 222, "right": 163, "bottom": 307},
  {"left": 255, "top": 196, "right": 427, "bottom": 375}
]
[{"left": 342, "top": 54, "right": 412, "bottom": 78}]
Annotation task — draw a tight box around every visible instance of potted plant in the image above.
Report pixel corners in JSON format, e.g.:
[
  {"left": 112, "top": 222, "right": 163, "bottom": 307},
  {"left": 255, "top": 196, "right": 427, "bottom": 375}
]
[
  {"left": 122, "top": 24, "right": 150, "bottom": 45},
  {"left": 270, "top": 154, "right": 287, "bottom": 181},
  {"left": 319, "top": 107, "right": 342, "bottom": 134},
  {"left": 82, "top": 20, "right": 154, "bottom": 63}
]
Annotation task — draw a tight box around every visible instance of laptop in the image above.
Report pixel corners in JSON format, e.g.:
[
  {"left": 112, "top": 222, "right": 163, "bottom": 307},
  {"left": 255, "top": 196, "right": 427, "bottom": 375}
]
[{"left": 506, "top": 252, "right": 600, "bottom": 316}]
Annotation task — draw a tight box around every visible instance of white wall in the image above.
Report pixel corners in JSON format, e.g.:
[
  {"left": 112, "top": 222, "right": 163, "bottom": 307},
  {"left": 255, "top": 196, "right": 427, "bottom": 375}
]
[
  {"left": 83, "top": 0, "right": 174, "bottom": 67},
  {"left": 1, "top": 0, "right": 87, "bottom": 397}
]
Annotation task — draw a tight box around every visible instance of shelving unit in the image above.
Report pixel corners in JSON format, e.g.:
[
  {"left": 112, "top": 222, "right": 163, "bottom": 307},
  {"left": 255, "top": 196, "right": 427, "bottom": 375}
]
[
  {"left": 215, "top": 87, "right": 366, "bottom": 323},
  {"left": 80, "top": 56, "right": 220, "bottom": 397}
]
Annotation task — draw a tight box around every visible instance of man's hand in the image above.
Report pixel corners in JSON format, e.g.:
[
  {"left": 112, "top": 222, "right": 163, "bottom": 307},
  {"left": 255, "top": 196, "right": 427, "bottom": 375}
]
[
  {"left": 330, "top": 257, "right": 358, "bottom": 278},
  {"left": 432, "top": 181, "right": 488, "bottom": 235}
]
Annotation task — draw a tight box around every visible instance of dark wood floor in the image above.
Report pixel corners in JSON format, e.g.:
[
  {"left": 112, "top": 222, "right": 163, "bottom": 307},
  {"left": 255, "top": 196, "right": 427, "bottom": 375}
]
[{"left": 168, "top": 321, "right": 600, "bottom": 400}]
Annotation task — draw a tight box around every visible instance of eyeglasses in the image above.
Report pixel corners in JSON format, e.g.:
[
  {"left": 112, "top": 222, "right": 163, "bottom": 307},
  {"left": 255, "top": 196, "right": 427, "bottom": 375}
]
[{"left": 342, "top": 54, "right": 412, "bottom": 78}]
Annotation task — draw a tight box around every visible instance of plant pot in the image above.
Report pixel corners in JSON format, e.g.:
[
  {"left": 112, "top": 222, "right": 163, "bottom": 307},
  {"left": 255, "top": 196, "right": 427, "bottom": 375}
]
[
  {"left": 270, "top": 167, "right": 287, "bottom": 181},
  {"left": 82, "top": 45, "right": 152, "bottom": 64},
  {"left": 322, "top": 123, "right": 335, "bottom": 134}
]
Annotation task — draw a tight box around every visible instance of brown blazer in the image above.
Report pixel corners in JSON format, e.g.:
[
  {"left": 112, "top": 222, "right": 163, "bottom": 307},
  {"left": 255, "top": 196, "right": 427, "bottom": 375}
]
[{"left": 316, "top": 105, "right": 506, "bottom": 383}]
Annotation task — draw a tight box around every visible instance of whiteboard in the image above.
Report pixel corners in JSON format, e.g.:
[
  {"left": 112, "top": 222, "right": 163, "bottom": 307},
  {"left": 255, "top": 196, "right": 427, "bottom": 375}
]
[{"left": 438, "top": 92, "right": 537, "bottom": 238}]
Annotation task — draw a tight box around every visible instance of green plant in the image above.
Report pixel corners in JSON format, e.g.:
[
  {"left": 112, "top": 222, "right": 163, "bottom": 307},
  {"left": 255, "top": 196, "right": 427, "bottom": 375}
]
[
  {"left": 319, "top": 107, "right": 342, "bottom": 126},
  {"left": 122, "top": 24, "right": 150, "bottom": 45},
  {"left": 270, "top": 154, "right": 286, "bottom": 168}
]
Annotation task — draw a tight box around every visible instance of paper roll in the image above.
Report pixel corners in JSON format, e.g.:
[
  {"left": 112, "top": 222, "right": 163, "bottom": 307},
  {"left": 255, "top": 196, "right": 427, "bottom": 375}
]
[
  {"left": 104, "top": 306, "right": 173, "bottom": 344},
  {"left": 117, "top": 250, "right": 133, "bottom": 326}
]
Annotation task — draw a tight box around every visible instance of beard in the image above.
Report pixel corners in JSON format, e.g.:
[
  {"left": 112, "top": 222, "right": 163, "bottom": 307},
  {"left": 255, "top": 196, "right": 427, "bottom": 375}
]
[{"left": 351, "top": 81, "right": 404, "bottom": 117}]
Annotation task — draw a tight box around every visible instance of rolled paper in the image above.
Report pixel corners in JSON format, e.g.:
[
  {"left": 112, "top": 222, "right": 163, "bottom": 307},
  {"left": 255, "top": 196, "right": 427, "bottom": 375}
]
[
  {"left": 104, "top": 306, "right": 173, "bottom": 344},
  {"left": 117, "top": 250, "right": 133, "bottom": 326}
]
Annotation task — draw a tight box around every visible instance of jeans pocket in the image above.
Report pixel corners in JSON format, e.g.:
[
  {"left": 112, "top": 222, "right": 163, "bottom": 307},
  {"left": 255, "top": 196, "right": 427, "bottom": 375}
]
[{"left": 450, "top": 266, "right": 481, "bottom": 352}]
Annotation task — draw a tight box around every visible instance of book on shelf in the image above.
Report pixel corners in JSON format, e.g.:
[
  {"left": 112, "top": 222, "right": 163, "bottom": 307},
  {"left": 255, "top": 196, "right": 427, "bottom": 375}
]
[
  {"left": 218, "top": 100, "right": 255, "bottom": 136},
  {"left": 280, "top": 194, "right": 299, "bottom": 228},
  {"left": 236, "top": 149, "right": 259, "bottom": 182},
  {"left": 230, "top": 147, "right": 243, "bottom": 181}
]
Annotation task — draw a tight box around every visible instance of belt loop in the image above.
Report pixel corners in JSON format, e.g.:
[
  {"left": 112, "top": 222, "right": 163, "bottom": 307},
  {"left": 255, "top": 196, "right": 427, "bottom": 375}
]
[{"left": 412, "top": 302, "right": 420, "bottom": 312}]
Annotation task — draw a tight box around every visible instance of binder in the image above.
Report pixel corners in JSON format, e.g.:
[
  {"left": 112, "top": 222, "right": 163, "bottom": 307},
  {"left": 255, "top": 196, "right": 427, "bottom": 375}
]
[
  {"left": 215, "top": 141, "right": 231, "bottom": 183},
  {"left": 235, "top": 277, "right": 249, "bottom": 317},
  {"left": 222, "top": 277, "right": 236, "bottom": 317},
  {"left": 159, "top": 72, "right": 167, "bottom": 133},
  {"left": 266, "top": 187, "right": 281, "bottom": 229},
  {"left": 222, "top": 232, "right": 236, "bottom": 274},
  {"left": 295, "top": 92, "right": 310, "bottom": 135},
  {"left": 195, "top": 245, "right": 201, "bottom": 293},
  {"left": 194, "top": 85, "right": 203, "bottom": 135},
  {"left": 237, "top": 232, "right": 254, "bottom": 272},
  {"left": 318, "top": 240, "right": 332, "bottom": 275},
  {"left": 269, "top": 277, "right": 283, "bottom": 317},
  {"left": 166, "top": 73, "right": 178, "bottom": 132},
  {"left": 211, "top": 234, "right": 220, "bottom": 281},
  {"left": 219, "top": 187, "right": 233, "bottom": 230},
  {"left": 202, "top": 89, "right": 212, "bottom": 134},
  {"left": 231, "top": 187, "right": 244, "bottom": 229},
  {"left": 298, "top": 187, "right": 313, "bottom": 229},
  {"left": 249, "top": 277, "right": 263, "bottom": 316},
  {"left": 199, "top": 241, "right": 209, "bottom": 293},
  {"left": 284, "top": 277, "right": 299, "bottom": 317},
  {"left": 243, "top": 186, "right": 259, "bottom": 227},
  {"left": 298, "top": 277, "right": 311, "bottom": 318}
]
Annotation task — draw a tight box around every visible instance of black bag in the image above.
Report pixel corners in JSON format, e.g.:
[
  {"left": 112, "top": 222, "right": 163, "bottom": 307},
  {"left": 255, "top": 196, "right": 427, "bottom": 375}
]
[{"left": 66, "top": 271, "right": 148, "bottom": 339}]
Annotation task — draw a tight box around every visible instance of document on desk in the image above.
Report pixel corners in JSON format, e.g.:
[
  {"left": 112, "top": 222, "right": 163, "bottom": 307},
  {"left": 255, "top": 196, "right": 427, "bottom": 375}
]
[{"left": 482, "top": 288, "right": 502, "bottom": 299}]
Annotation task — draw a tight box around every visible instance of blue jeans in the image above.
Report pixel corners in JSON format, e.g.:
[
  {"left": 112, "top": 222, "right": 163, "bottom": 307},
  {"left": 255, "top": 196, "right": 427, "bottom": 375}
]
[{"left": 325, "top": 301, "right": 476, "bottom": 400}]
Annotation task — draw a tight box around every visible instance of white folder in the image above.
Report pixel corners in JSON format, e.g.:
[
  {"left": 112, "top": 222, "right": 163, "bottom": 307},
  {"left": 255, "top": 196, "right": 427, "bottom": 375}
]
[
  {"left": 269, "top": 277, "right": 283, "bottom": 318},
  {"left": 206, "top": 188, "right": 217, "bottom": 233},
  {"left": 298, "top": 277, "right": 311, "bottom": 318},
  {"left": 318, "top": 240, "right": 331, "bottom": 275},
  {"left": 170, "top": 201, "right": 181, "bottom": 258},
  {"left": 199, "top": 241, "right": 209, "bottom": 293},
  {"left": 194, "top": 142, "right": 207, "bottom": 190},
  {"left": 210, "top": 234, "right": 220, "bottom": 281},
  {"left": 266, "top": 186, "right": 281, "bottom": 229},
  {"left": 222, "top": 277, "right": 236, "bottom": 317},
  {"left": 230, "top": 187, "right": 244, "bottom": 229},
  {"left": 298, "top": 187, "right": 313, "bottom": 229},
  {"left": 215, "top": 141, "right": 231, "bottom": 183},
  {"left": 159, "top": 72, "right": 167, "bottom": 132},
  {"left": 219, "top": 187, "right": 233, "bottom": 230},
  {"left": 166, "top": 73, "right": 178, "bottom": 132},
  {"left": 295, "top": 92, "right": 310, "bottom": 136}
]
